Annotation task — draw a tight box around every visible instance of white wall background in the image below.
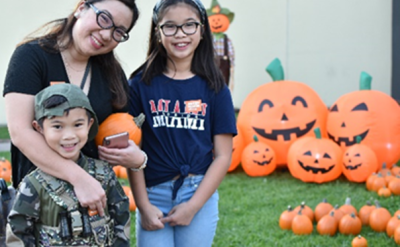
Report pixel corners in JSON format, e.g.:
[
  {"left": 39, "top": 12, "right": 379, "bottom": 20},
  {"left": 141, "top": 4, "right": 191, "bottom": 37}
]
[{"left": 0, "top": 0, "right": 392, "bottom": 124}]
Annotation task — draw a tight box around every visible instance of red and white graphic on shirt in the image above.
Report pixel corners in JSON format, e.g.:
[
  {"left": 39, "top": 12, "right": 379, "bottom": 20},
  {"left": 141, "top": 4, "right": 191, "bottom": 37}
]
[{"left": 149, "top": 99, "right": 207, "bottom": 130}]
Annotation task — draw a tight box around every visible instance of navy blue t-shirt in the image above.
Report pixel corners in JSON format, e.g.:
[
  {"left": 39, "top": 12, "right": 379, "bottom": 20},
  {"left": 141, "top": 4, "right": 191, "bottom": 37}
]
[{"left": 129, "top": 72, "right": 237, "bottom": 189}]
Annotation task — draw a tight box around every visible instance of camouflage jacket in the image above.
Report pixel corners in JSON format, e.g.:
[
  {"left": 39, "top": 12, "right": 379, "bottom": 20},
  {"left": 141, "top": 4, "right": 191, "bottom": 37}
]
[{"left": 6, "top": 154, "right": 130, "bottom": 247}]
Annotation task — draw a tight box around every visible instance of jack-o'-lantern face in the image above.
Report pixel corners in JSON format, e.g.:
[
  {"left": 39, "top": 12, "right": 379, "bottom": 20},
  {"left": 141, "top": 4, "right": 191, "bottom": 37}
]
[
  {"left": 327, "top": 102, "right": 370, "bottom": 147},
  {"left": 252, "top": 95, "right": 316, "bottom": 141},
  {"left": 287, "top": 134, "right": 342, "bottom": 183},
  {"left": 241, "top": 141, "right": 276, "bottom": 177},
  {"left": 208, "top": 14, "right": 230, "bottom": 33},
  {"left": 327, "top": 90, "right": 400, "bottom": 169},
  {"left": 237, "top": 81, "right": 328, "bottom": 166},
  {"left": 342, "top": 143, "right": 378, "bottom": 183}
]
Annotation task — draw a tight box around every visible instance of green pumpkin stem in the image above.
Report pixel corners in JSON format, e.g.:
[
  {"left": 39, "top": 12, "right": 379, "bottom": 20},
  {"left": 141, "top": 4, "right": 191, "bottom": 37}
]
[
  {"left": 266, "top": 58, "right": 285, "bottom": 81},
  {"left": 313, "top": 128, "right": 322, "bottom": 139},
  {"left": 356, "top": 136, "right": 362, "bottom": 144},
  {"left": 359, "top": 71, "right": 372, "bottom": 91},
  {"left": 253, "top": 135, "right": 259, "bottom": 142}
]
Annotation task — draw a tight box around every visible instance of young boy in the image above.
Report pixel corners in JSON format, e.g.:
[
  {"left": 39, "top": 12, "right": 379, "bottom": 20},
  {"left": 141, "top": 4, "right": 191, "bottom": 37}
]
[{"left": 6, "top": 84, "right": 130, "bottom": 246}]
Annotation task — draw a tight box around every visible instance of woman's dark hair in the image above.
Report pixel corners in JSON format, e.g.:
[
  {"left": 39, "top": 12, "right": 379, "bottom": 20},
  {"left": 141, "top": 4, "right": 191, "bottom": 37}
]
[
  {"left": 19, "top": 0, "right": 140, "bottom": 109},
  {"left": 130, "top": 0, "right": 225, "bottom": 92}
]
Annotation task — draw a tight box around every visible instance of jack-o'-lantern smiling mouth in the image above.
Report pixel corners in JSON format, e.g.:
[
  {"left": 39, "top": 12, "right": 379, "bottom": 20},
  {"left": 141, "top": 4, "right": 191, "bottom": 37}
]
[
  {"left": 343, "top": 163, "right": 362, "bottom": 170},
  {"left": 212, "top": 25, "right": 222, "bottom": 29},
  {"left": 252, "top": 119, "right": 316, "bottom": 141},
  {"left": 253, "top": 158, "right": 273, "bottom": 166},
  {"left": 298, "top": 160, "right": 335, "bottom": 174},
  {"left": 328, "top": 130, "right": 369, "bottom": 147}
]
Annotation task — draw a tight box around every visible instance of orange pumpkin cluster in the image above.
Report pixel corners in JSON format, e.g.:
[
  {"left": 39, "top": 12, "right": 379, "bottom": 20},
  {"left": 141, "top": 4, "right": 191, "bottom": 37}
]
[
  {"left": 279, "top": 198, "right": 400, "bottom": 245},
  {"left": 365, "top": 164, "right": 400, "bottom": 197}
]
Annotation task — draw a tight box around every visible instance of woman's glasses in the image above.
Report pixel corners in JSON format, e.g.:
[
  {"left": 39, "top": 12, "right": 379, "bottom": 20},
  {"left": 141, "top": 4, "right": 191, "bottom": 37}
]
[
  {"left": 87, "top": 3, "right": 129, "bottom": 42},
  {"left": 159, "top": 22, "right": 202, "bottom": 37}
]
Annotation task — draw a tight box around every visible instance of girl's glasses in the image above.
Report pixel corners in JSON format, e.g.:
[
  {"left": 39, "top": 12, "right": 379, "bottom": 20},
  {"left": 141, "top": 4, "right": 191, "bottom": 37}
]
[
  {"left": 159, "top": 22, "right": 202, "bottom": 37},
  {"left": 87, "top": 3, "right": 129, "bottom": 43}
]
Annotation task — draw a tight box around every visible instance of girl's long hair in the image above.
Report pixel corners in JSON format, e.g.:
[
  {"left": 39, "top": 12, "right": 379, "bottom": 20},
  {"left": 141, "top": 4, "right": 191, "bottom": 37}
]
[
  {"left": 19, "top": 0, "right": 139, "bottom": 109},
  {"left": 130, "top": 0, "right": 225, "bottom": 92}
]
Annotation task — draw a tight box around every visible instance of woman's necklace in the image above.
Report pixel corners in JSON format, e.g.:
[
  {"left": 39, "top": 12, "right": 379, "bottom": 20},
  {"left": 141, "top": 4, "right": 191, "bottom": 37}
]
[{"left": 61, "top": 52, "right": 91, "bottom": 89}]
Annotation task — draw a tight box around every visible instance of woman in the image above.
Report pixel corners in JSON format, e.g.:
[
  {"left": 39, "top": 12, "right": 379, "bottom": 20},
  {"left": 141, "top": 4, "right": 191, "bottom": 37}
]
[{"left": 3, "top": 0, "right": 144, "bottom": 217}]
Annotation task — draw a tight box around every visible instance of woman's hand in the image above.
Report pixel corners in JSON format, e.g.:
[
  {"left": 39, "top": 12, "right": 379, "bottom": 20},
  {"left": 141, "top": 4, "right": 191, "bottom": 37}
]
[{"left": 98, "top": 140, "right": 145, "bottom": 169}]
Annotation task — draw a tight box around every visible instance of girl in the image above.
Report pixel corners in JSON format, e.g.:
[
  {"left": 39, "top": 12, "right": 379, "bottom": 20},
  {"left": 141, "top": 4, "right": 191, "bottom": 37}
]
[
  {"left": 4, "top": 0, "right": 145, "bottom": 217},
  {"left": 128, "top": 0, "right": 237, "bottom": 246}
]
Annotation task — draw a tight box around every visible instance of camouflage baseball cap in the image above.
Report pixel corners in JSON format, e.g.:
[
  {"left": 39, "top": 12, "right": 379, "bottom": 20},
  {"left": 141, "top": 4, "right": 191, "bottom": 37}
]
[{"left": 34, "top": 83, "right": 98, "bottom": 141}]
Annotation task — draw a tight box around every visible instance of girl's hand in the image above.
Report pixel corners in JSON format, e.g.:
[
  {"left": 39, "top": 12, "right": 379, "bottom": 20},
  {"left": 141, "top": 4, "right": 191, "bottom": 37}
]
[
  {"left": 160, "top": 202, "right": 197, "bottom": 226},
  {"left": 98, "top": 140, "right": 144, "bottom": 169},
  {"left": 140, "top": 205, "right": 165, "bottom": 231}
]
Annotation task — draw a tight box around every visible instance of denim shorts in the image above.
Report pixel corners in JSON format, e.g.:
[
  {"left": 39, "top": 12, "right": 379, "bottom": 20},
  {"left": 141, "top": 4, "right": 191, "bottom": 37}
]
[{"left": 136, "top": 175, "right": 219, "bottom": 247}]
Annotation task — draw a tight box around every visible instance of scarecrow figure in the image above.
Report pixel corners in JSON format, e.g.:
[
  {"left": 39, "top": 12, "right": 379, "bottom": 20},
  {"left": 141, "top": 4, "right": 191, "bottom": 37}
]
[{"left": 207, "top": 0, "right": 235, "bottom": 93}]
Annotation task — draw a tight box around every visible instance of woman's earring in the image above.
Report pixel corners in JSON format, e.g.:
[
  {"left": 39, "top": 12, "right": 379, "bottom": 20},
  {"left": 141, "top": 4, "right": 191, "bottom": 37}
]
[{"left": 74, "top": 12, "right": 79, "bottom": 18}]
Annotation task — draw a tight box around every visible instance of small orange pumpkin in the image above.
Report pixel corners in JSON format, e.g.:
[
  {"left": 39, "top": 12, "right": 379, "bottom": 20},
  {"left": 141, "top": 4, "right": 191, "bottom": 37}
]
[
  {"left": 338, "top": 212, "right": 362, "bottom": 235},
  {"left": 391, "top": 165, "right": 400, "bottom": 175},
  {"left": 351, "top": 235, "right": 368, "bottom": 247},
  {"left": 316, "top": 211, "right": 337, "bottom": 236},
  {"left": 369, "top": 200, "right": 391, "bottom": 232},
  {"left": 342, "top": 136, "right": 378, "bottom": 182},
  {"left": 294, "top": 201, "right": 314, "bottom": 222},
  {"left": 358, "top": 200, "right": 376, "bottom": 226},
  {"left": 279, "top": 205, "right": 296, "bottom": 230},
  {"left": 291, "top": 210, "right": 313, "bottom": 235},
  {"left": 388, "top": 176, "right": 400, "bottom": 195},
  {"left": 386, "top": 215, "right": 400, "bottom": 237},
  {"left": 371, "top": 173, "right": 386, "bottom": 192},
  {"left": 95, "top": 113, "right": 144, "bottom": 146},
  {"left": 314, "top": 198, "right": 334, "bottom": 222},
  {"left": 377, "top": 186, "right": 391, "bottom": 197},
  {"left": 241, "top": 136, "right": 276, "bottom": 177}
]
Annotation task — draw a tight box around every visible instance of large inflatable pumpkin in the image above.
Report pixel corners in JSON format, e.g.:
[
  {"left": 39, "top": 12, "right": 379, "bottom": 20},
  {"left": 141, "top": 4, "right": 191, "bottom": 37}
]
[
  {"left": 327, "top": 72, "right": 400, "bottom": 169},
  {"left": 236, "top": 58, "right": 328, "bottom": 167},
  {"left": 287, "top": 128, "right": 343, "bottom": 183}
]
